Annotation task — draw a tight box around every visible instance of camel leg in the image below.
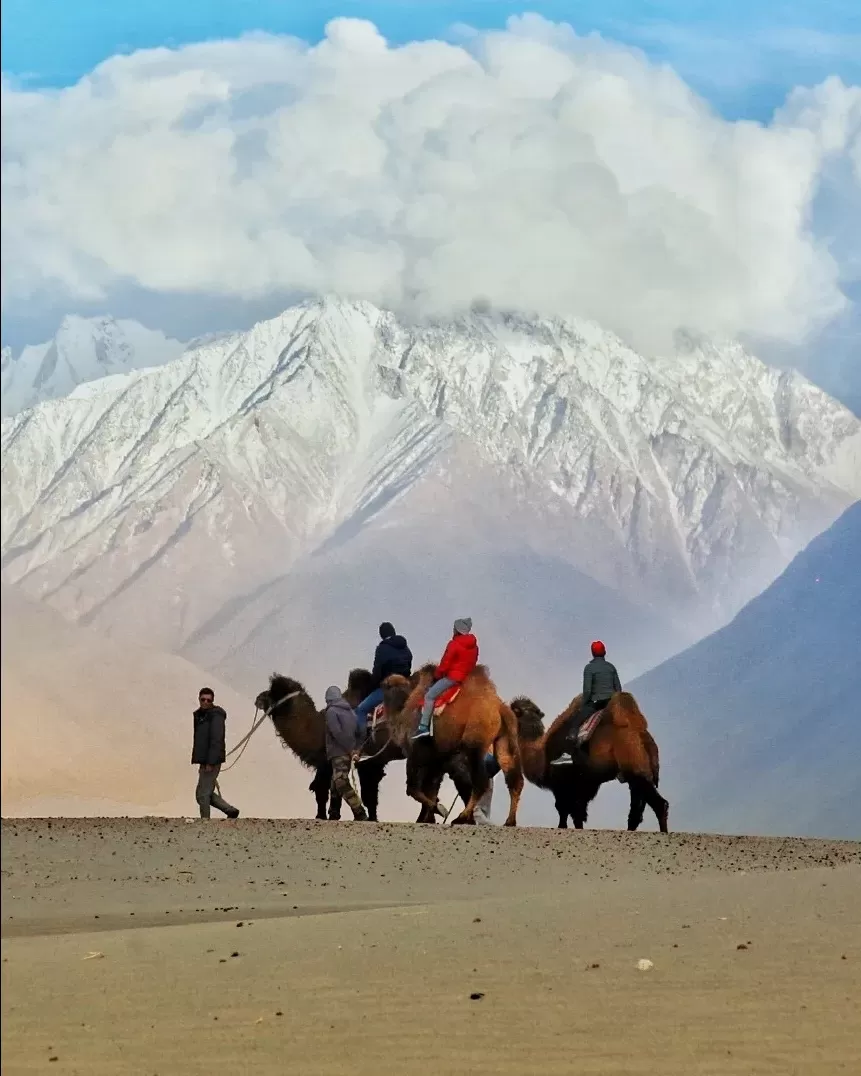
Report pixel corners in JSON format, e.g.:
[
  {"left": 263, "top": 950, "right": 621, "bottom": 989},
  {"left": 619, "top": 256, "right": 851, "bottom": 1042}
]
[
  {"left": 446, "top": 754, "right": 475, "bottom": 811},
  {"left": 554, "top": 792, "right": 569, "bottom": 829},
  {"left": 628, "top": 775, "right": 669, "bottom": 832},
  {"left": 310, "top": 766, "right": 333, "bottom": 820},
  {"left": 406, "top": 752, "right": 447, "bottom": 818},
  {"left": 495, "top": 741, "right": 523, "bottom": 829},
  {"left": 357, "top": 761, "right": 385, "bottom": 823},
  {"left": 450, "top": 748, "right": 488, "bottom": 826},
  {"left": 627, "top": 784, "right": 647, "bottom": 831},
  {"left": 571, "top": 774, "right": 601, "bottom": 829}
]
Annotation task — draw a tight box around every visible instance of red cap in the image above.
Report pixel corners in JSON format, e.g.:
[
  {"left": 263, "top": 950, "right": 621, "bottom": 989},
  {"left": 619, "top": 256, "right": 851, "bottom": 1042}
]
[{"left": 590, "top": 640, "right": 606, "bottom": 657}]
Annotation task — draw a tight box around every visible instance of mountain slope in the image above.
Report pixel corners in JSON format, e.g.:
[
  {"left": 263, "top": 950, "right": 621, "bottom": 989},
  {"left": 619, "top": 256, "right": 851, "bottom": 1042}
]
[
  {"left": 1, "top": 298, "right": 859, "bottom": 668},
  {"left": 1, "top": 315, "right": 183, "bottom": 416},
  {"left": 630, "top": 500, "right": 861, "bottom": 838}
]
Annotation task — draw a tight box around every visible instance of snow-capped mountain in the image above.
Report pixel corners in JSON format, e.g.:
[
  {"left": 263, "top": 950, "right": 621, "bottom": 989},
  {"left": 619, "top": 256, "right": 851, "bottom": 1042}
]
[
  {"left": 1, "top": 315, "right": 183, "bottom": 417},
  {"left": 1, "top": 298, "right": 859, "bottom": 671}
]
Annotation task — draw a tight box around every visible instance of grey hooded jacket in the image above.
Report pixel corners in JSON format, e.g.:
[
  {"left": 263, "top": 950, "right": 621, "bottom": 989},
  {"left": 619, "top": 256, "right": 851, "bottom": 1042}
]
[{"left": 324, "top": 687, "right": 361, "bottom": 760}]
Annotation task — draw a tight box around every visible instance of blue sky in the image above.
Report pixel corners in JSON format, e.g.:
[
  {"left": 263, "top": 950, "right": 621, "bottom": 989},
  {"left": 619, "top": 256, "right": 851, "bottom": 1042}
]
[{"left": 2, "top": 0, "right": 859, "bottom": 119}]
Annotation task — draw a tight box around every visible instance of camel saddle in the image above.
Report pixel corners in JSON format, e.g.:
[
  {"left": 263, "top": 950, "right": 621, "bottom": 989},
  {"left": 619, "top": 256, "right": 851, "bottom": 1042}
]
[
  {"left": 575, "top": 709, "right": 604, "bottom": 746},
  {"left": 415, "top": 683, "right": 461, "bottom": 717}
]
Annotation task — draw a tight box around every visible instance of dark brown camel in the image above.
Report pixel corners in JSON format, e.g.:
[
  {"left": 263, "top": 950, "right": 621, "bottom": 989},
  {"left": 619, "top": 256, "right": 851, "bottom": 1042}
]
[
  {"left": 255, "top": 671, "right": 474, "bottom": 822},
  {"left": 510, "top": 693, "right": 668, "bottom": 832},
  {"left": 255, "top": 670, "right": 373, "bottom": 820},
  {"left": 381, "top": 664, "right": 523, "bottom": 826}
]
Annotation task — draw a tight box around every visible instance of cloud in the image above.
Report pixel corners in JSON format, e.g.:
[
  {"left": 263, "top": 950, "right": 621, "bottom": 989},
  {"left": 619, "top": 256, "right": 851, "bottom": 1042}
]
[{"left": 1, "top": 14, "right": 859, "bottom": 355}]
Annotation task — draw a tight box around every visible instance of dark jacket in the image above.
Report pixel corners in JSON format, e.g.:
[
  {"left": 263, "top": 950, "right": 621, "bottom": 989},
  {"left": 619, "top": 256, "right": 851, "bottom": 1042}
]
[
  {"left": 325, "top": 697, "right": 361, "bottom": 760},
  {"left": 582, "top": 657, "right": 622, "bottom": 705},
  {"left": 371, "top": 634, "right": 413, "bottom": 689},
  {"left": 192, "top": 705, "right": 227, "bottom": 766}
]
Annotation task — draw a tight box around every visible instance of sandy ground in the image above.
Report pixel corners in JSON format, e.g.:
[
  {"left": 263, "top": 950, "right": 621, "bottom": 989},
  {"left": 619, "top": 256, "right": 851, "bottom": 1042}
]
[{"left": 2, "top": 819, "right": 860, "bottom": 1075}]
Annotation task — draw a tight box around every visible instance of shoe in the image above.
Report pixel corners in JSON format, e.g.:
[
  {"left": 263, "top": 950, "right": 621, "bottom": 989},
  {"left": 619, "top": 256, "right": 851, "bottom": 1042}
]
[
  {"left": 225, "top": 808, "right": 240, "bottom": 819},
  {"left": 412, "top": 726, "right": 432, "bottom": 741},
  {"left": 550, "top": 753, "right": 574, "bottom": 767}
]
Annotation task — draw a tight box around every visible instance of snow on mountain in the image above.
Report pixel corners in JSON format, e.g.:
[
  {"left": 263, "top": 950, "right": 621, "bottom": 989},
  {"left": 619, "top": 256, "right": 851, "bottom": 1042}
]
[
  {"left": 1, "top": 297, "right": 859, "bottom": 674},
  {"left": 630, "top": 500, "right": 861, "bottom": 839},
  {"left": 1, "top": 315, "right": 184, "bottom": 416}
]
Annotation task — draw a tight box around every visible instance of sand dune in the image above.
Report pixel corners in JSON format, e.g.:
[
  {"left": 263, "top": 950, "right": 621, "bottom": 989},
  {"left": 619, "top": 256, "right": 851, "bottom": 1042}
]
[{"left": 2, "top": 819, "right": 859, "bottom": 1075}]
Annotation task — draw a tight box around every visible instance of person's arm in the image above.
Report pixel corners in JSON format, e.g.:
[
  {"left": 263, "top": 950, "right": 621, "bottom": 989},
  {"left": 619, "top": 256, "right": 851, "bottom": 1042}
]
[
  {"left": 582, "top": 665, "right": 592, "bottom": 704},
  {"left": 207, "top": 710, "right": 226, "bottom": 766},
  {"left": 613, "top": 668, "right": 622, "bottom": 693}
]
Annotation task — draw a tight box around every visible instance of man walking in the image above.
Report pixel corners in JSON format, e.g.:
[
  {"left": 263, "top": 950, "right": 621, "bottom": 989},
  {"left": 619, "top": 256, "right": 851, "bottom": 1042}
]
[{"left": 192, "top": 687, "right": 240, "bottom": 819}]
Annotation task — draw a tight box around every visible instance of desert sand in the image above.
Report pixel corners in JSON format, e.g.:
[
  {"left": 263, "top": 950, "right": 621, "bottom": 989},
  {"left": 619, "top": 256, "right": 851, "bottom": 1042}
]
[{"left": 2, "top": 819, "right": 860, "bottom": 1075}]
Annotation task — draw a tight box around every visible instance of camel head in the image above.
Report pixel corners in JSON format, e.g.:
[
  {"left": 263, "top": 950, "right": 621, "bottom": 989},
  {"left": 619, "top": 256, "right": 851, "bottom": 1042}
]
[
  {"left": 344, "top": 667, "right": 374, "bottom": 706},
  {"left": 509, "top": 697, "right": 547, "bottom": 743},
  {"left": 381, "top": 673, "right": 413, "bottom": 717},
  {"left": 256, "top": 673, "right": 307, "bottom": 716}
]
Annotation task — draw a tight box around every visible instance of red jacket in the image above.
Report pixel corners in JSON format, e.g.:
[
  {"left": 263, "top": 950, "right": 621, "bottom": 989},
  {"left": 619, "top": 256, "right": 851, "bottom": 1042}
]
[{"left": 436, "top": 633, "right": 479, "bottom": 683}]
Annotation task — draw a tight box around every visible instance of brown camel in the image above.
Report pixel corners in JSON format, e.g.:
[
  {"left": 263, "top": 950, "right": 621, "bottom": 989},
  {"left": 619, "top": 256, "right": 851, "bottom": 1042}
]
[
  {"left": 381, "top": 664, "right": 524, "bottom": 826},
  {"left": 510, "top": 693, "right": 668, "bottom": 832},
  {"left": 255, "top": 670, "right": 474, "bottom": 822}
]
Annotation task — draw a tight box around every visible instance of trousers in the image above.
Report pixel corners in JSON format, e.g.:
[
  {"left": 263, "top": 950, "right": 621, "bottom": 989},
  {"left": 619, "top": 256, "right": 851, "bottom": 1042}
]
[
  {"left": 195, "top": 765, "right": 237, "bottom": 819},
  {"left": 330, "top": 756, "right": 365, "bottom": 817},
  {"left": 355, "top": 688, "right": 385, "bottom": 738},
  {"left": 420, "top": 677, "right": 458, "bottom": 726}
]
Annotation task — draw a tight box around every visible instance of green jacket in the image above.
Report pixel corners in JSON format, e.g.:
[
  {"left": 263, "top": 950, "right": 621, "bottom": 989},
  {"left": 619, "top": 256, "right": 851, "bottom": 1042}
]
[{"left": 582, "top": 657, "right": 622, "bottom": 704}]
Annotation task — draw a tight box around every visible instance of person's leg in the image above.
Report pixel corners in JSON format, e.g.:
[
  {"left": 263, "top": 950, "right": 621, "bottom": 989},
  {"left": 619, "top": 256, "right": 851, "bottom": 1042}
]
[
  {"left": 414, "top": 677, "right": 457, "bottom": 737},
  {"left": 551, "top": 700, "right": 597, "bottom": 766},
  {"left": 331, "top": 756, "right": 367, "bottom": 820},
  {"left": 355, "top": 688, "right": 384, "bottom": 740},
  {"left": 195, "top": 766, "right": 215, "bottom": 819},
  {"left": 475, "top": 782, "right": 494, "bottom": 824},
  {"left": 207, "top": 766, "right": 239, "bottom": 818}
]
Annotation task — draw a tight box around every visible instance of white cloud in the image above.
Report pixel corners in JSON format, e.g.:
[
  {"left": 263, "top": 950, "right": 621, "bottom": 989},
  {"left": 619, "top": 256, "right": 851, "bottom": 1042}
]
[{"left": 1, "top": 14, "right": 859, "bottom": 354}]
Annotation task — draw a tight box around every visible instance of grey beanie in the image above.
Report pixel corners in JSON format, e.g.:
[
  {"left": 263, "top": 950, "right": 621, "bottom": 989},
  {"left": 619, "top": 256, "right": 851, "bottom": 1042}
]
[
  {"left": 453, "top": 617, "right": 473, "bottom": 635},
  {"left": 324, "top": 686, "right": 342, "bottom": 704}
]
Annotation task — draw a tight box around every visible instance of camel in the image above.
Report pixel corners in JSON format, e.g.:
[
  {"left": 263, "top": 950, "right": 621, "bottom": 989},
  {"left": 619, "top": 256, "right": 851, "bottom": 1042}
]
[
  {"left": 510, "top": 693, "right": 668, "bottom": 832},
  {"left": 254, "top": 670, "right": 474, "bottom": 822},
  {"left": 381, "top": 664, "right": 524, "bottom": 826}
]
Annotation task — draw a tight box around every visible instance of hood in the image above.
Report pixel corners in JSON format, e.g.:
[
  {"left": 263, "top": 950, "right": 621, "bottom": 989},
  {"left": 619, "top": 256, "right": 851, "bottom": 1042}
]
[
  {"left": 324, "top": 686, "right": 343, "bottom": 705},
  {"left": 386, "top": 634, "right": 409, "bottom": 649}
]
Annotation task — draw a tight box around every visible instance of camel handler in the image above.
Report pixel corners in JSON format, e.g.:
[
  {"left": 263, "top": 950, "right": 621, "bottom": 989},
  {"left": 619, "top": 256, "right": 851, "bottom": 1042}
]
[
  {"left": 324, "top": 686, "right": 369, "bottom": 821},
  {"left": 354, "top": 622, "right": 413, "bottom": 752},
  {"left": 192, "top": 687, "right": 240, "bottom": 819},
  {"left": 552, "top": 640, "right": 622, "bottom": 767},
  {"left": 413, "top": 617, "right": 479, "bottom": 741}
]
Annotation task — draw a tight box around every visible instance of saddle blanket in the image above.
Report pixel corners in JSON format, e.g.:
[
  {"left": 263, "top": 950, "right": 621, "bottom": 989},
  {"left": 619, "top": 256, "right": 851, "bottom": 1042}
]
[
  {"left": 576, "top": 709, "right": 604, "bottom": 746},
  {"left": 415, "top": 683, "right": 462, "bottom": 717},
  {"left": 370, "top": 684, "right": 462, "bottom": 735}
]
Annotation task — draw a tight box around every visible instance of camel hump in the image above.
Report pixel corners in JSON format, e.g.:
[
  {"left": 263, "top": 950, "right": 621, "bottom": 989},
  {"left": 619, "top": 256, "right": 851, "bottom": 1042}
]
[{"left": 609, "top": 691, "right": 646, "bottom": 729}]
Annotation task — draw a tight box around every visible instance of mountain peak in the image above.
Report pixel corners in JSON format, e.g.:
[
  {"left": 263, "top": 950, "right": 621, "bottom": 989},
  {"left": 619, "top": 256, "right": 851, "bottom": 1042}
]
[{"left": 1, "top": 316, "right": 184, "bottom": 417}]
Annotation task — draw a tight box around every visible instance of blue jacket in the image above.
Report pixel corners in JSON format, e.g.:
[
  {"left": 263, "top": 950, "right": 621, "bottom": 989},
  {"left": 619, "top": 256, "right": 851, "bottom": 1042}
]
[{"left": 371, "top": 634, "right": 413, "bottom": 689}]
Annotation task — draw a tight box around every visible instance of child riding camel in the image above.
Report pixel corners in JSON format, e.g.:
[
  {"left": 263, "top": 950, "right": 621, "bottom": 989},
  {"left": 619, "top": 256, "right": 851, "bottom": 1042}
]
[{"left": 412, "top": 618, "right": 479, "bottom": 740}]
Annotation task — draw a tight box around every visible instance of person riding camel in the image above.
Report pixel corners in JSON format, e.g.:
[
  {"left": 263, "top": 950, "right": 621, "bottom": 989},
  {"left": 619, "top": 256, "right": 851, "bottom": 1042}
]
[
  {"left": 552, "top": 640, "right": 622, "bottom": 766},
  {"left": 412, "top": 618, "right": 478, "bottom": 740},
  {"left": 355, "top": 622, "right": 413, "bottom": 752}
]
